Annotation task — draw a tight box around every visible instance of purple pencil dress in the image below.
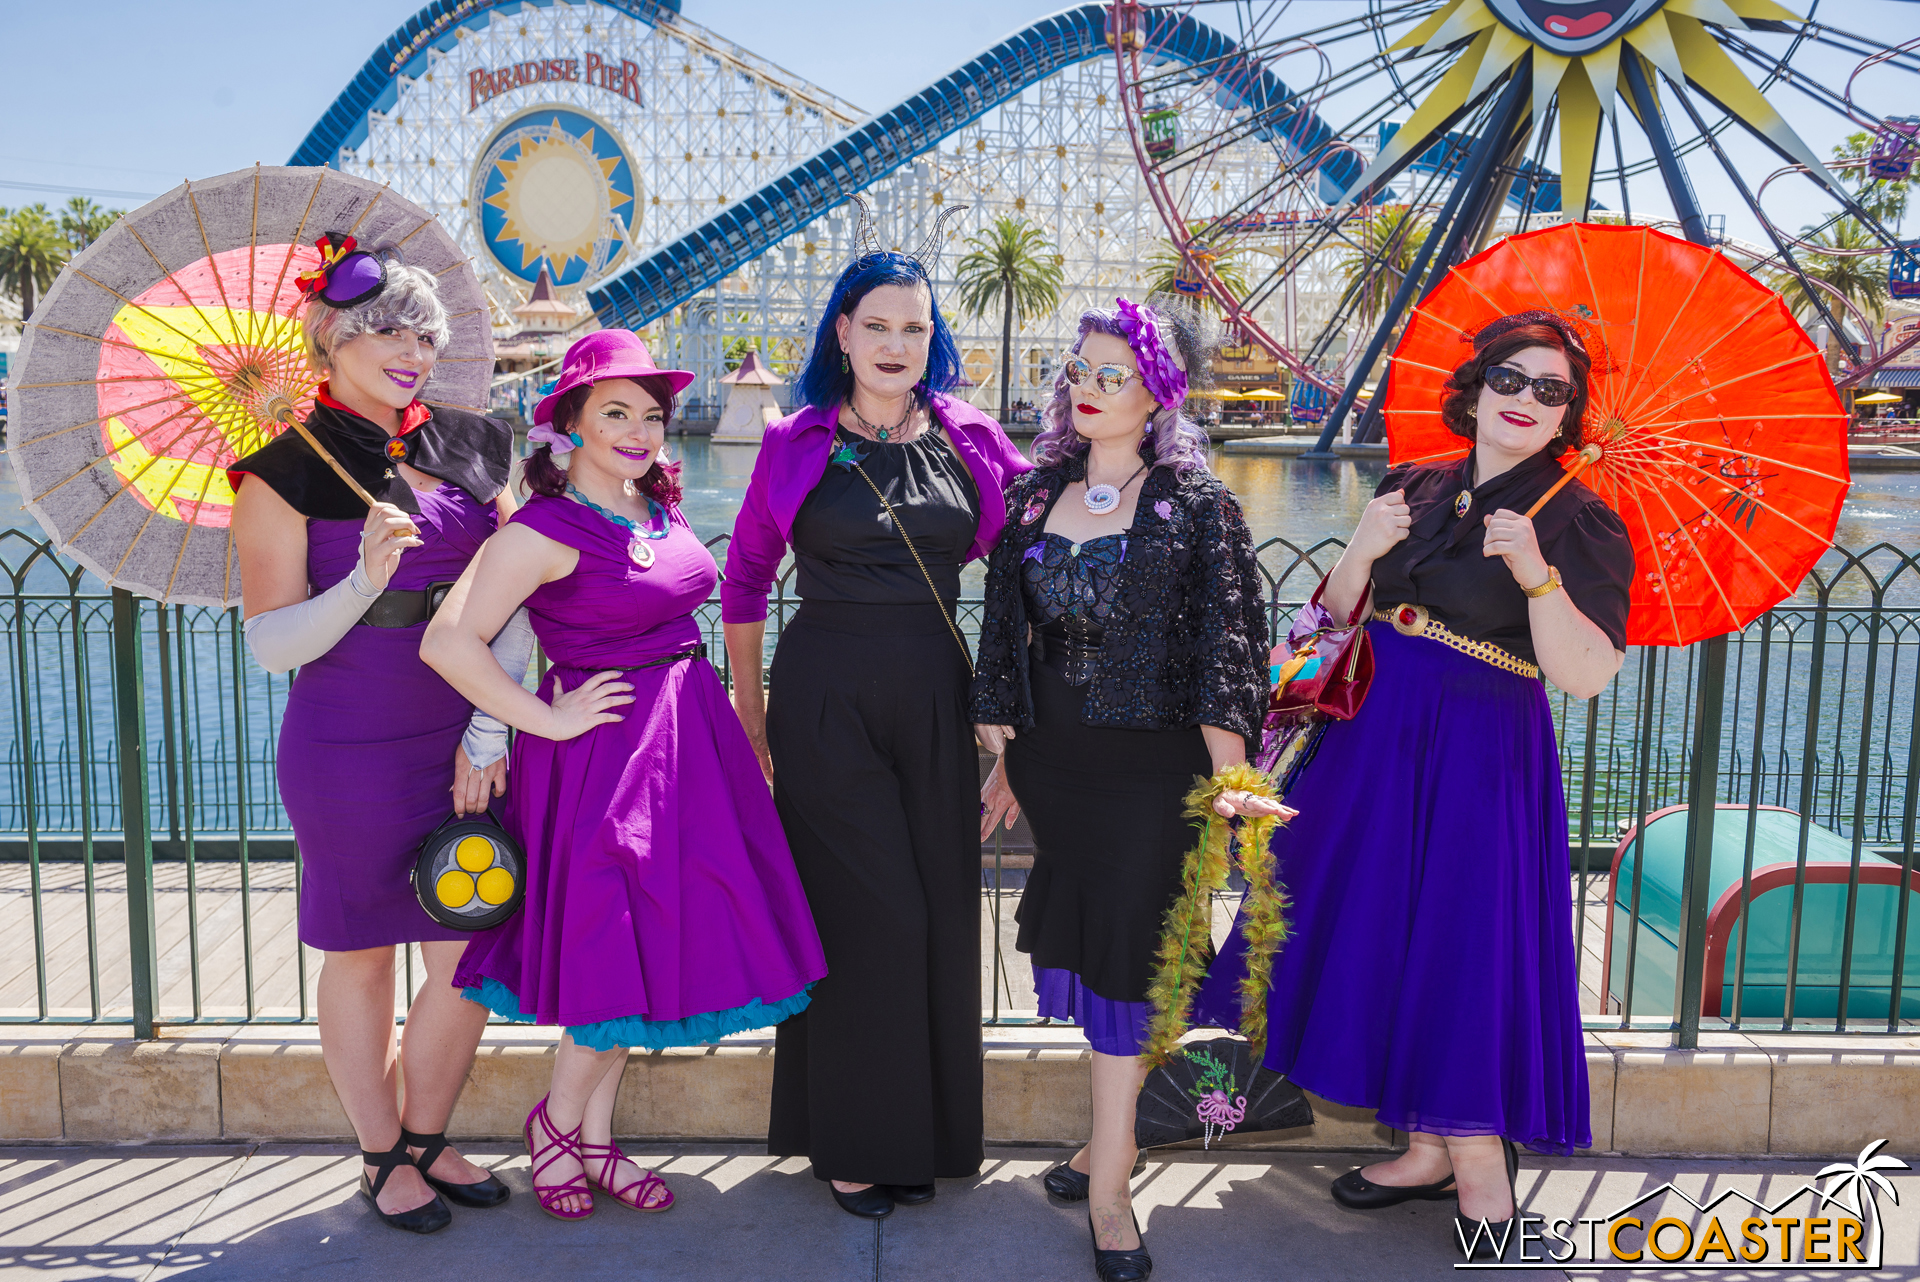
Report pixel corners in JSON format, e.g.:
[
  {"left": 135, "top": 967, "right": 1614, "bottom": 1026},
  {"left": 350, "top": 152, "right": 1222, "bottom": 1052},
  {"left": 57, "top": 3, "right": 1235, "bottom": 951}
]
[
  {"left": 454, "top": 495, "right": 826, "bottom": 1048},
  {"left": 277, "top": 483, "right": 500, "bottom": 951}
]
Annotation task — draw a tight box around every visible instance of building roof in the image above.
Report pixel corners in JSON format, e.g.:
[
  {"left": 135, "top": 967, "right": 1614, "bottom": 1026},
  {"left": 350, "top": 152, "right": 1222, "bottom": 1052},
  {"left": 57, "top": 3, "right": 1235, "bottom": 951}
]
[{"left": 719, "top": 350, "right": 784, "bottom": 386}]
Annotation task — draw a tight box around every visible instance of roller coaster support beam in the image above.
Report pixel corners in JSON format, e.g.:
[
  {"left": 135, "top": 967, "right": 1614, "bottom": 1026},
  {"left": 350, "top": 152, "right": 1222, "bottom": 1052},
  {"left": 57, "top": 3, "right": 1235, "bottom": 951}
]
[{"left": 1304, "top": 71, "right": 1531, "bottom": 458}]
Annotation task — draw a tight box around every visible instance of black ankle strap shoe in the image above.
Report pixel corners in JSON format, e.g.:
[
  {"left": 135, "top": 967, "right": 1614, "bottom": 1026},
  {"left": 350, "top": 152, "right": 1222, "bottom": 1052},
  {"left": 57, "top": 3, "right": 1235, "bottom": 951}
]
[
  {"left": 402, "top": 1127, "right": 511, "bottom": 1208},
  {"left": 359, "top": 1138, "right": 451, "bottom": 1234}
]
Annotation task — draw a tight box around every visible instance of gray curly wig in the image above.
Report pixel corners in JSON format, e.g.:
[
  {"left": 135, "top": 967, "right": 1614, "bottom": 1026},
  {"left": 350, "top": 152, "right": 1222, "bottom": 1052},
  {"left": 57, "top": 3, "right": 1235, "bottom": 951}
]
[{"left": 301, "top": 256, "right": 451, "bottom": 372}]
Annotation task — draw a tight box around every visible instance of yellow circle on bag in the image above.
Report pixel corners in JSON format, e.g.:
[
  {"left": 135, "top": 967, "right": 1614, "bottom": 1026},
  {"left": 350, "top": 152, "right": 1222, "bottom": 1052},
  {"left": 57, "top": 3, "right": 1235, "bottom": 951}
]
[
  {"left": 475, "top": 866, "right": 516, "bottom": 906},
  {"left": 436, "top": 869, "right": 476, "bottom": 908},
  {"left": 455, "top": 835, "right": 496, "bottom": 872}
]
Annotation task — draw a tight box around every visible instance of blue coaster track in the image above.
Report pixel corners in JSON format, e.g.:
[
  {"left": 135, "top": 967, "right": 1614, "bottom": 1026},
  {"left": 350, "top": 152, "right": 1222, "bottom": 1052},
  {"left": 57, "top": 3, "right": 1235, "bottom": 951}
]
[{"left": 588, "top": 3, "right": 1383, "bottom": 330}]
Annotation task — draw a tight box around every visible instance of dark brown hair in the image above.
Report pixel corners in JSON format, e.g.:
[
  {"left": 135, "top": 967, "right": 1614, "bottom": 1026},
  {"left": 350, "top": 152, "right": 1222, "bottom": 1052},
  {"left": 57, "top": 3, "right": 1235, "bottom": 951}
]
[
  {"left": 524, "top": 374, "right": 684, "bottom": 504},
  {"left": 1440, "top": 314, "right": 1591, "bottom": 459}
]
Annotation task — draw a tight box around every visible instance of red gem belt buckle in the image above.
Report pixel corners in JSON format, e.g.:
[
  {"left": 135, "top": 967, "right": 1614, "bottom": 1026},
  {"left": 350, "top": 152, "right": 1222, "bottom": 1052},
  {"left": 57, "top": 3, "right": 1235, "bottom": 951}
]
[{"left": 1390, "top": 604, "right": 1430, "bottom": 637}]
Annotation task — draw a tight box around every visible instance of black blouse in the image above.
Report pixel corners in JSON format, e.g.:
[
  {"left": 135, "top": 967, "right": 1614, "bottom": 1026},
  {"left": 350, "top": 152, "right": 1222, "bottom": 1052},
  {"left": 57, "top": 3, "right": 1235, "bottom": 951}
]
[
  {"left": 1370, "top": 450, "right": 1635, "bottom": 664},
  {"left": 969, "top": 454, "right": 1270, "bottom": 744},
  {"left": 790, "top": 424, "right": 981, "bottom": 606}
]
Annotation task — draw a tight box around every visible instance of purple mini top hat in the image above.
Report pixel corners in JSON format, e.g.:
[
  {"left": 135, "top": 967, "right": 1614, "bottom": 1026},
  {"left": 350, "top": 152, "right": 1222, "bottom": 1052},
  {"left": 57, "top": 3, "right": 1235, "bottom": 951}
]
[{"left": 531, "top": 330, "right": 695, "bottom": 434}]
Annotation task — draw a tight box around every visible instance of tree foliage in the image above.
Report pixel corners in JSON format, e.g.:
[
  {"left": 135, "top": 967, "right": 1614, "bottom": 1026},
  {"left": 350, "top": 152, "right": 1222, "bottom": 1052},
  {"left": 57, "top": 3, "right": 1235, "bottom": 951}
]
[{"left": 953, "top": 215, "right": 1064, "bottom": 418}]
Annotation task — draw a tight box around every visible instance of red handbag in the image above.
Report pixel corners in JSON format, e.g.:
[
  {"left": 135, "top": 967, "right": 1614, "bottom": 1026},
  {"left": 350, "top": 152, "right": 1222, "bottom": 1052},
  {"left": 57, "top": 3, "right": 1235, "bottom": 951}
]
[{"left": 1255, "top": 576, "right": 1375, "bottom": 785}]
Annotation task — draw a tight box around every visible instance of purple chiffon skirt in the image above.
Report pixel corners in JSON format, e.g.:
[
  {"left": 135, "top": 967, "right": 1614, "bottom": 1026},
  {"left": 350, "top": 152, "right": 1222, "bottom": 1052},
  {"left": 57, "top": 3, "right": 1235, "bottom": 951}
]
[
  {"left": 1033, "top": 966, "right": 1151, "bottom": 1056},
  {"left": 1195, "top": 623, "right": 1591, "bottom": 1155}
]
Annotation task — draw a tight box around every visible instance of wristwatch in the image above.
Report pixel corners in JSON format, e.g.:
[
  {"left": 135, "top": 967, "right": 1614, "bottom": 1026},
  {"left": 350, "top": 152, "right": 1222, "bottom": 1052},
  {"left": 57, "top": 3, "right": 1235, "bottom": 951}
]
[{"left": 1523, "top": 566, "right": 1563, "bottom": 599}]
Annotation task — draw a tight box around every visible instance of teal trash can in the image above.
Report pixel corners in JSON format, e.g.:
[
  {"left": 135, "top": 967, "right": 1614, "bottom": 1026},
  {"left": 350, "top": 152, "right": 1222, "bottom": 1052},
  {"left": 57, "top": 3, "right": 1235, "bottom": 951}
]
[{"left": 1604, "top": 804, "right": 1920, "bottom": 1021}]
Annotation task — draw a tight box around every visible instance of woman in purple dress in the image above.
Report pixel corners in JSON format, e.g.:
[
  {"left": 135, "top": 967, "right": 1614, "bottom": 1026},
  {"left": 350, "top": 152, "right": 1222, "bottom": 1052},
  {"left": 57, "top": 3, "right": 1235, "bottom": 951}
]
[
  {"left": 422, "top": 330, "right": 826, "bottom": 1222},
  {"left": 1197, "top": 311, "right": 1634, "bottom": 1259},
  {"left": 230, "top": 244, "right": 520, "bottom": 1234}
]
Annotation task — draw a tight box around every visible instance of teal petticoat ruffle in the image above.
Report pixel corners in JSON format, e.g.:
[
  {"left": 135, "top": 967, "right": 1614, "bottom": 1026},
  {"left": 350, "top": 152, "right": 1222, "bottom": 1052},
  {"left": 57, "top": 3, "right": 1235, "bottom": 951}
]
[{"left": 463, "top": 975, "right": 813, "bottom": 1052}]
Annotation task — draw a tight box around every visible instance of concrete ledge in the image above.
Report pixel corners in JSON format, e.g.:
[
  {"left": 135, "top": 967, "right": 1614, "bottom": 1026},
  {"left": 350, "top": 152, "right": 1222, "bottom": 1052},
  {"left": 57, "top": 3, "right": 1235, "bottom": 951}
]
[{"left": 2, "top": 1025, "right": 1911, "bottom": 1158}]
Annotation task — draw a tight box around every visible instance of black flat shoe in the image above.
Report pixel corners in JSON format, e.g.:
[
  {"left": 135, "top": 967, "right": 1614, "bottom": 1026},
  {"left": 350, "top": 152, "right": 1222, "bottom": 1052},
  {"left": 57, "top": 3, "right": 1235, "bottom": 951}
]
[
  {"left": 1044, "top": 1154, "right": 1149, "bottom": 1202},
  {"left": 358, "top": 1138, "right": 451, "bottom": 1234},
  {"left": 831, "top": 1184, "right": 895, "bottom": 1219},
  {"left": 885, "top": 1183, "right": 935, "bottom": 1206},
  {"left": 1454, "top": 1138, "right": 1521, "bottom": 1261},
  {"left": 403, "top": 1127, "right": 511, "bottom": 1209},
  {"left": 1329, "top": 1164, "right": 1458, "bottom": 1209},
  {"left": 1088, "top": 1209, "right": 1152, "bottom": 1281}
]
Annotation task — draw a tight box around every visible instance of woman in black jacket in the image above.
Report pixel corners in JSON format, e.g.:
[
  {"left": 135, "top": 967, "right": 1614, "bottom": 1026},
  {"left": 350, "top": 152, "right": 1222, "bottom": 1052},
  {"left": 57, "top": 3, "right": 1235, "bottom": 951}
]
[{"left": 971, "top": 297, "right": 1282, "bottom": 1282}]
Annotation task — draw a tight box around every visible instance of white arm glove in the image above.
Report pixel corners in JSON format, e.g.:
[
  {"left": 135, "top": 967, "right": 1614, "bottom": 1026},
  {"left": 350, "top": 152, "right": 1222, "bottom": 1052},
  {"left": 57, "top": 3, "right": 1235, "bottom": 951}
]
[
  {"left": 459, "top": 606, "right": 535, "bottom": 769},
  {"left": 242, "top": 561, "right": 379, "bottom": 675}
]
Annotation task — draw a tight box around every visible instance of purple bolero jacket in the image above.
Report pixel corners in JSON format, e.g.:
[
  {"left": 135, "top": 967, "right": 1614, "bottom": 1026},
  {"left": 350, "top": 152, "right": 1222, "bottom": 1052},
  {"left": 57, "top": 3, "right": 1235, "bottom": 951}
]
[{"left": 720, "top": 396, "right": 1032, "bottom": 624}]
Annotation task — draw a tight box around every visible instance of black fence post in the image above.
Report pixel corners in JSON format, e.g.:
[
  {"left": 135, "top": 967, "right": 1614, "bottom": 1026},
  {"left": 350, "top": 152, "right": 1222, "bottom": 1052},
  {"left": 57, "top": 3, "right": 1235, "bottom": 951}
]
[
  {"left": 1673, "top": 634, "right": 1729, "bottom": 1049},
  {"left": 111, "top": 588, "right": 159, "bottom": 1039}
]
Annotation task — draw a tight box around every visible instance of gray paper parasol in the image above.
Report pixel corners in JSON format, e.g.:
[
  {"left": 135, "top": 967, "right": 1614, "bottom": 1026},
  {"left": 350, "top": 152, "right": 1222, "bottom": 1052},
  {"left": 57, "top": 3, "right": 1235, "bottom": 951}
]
[{"left": 8, "top": 165, "right": 494, "bottom": 606}]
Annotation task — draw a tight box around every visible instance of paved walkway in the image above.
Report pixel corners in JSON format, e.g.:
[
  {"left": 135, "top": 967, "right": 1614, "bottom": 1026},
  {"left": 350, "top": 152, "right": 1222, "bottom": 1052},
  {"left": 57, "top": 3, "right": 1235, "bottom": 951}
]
[{"left": 3, "top": 1144, "right": 1915, "bottom": 1281}]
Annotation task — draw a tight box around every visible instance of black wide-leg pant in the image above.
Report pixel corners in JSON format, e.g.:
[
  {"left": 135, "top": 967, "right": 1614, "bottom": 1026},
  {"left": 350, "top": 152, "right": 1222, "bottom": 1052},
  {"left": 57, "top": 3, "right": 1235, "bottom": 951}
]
[{"left": 765, "top": 600, "right": 985, "bottom": 1185}]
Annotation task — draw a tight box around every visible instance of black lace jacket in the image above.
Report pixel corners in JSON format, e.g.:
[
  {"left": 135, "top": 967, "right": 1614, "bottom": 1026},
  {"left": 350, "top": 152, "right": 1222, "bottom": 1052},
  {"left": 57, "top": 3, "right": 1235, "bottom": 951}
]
[{"left": 967, "top": 455, "right": 1270, "bottom": 745}]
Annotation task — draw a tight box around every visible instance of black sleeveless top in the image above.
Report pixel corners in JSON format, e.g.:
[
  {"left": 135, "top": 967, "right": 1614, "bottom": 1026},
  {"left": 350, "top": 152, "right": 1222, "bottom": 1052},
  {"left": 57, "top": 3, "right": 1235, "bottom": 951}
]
[{"left": 791, "top": 423, "right": 981, "bottom": 607}]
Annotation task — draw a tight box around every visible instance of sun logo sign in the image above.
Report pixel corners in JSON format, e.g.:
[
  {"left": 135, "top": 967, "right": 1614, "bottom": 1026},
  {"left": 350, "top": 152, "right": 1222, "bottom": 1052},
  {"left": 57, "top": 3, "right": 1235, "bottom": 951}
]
[
  {"left": 472, "top": 107, "right": 639, "bottom": 288},
  {"left": 1338, "top": 0, "right": 1850, "bottom": 223}
]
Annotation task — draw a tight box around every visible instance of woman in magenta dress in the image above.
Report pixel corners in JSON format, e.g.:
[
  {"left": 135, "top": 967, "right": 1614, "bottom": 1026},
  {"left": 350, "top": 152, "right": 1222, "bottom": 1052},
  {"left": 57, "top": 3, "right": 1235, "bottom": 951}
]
[
  {"left": 423, "top": 330, "right": 826, "bottom": 1221},
  {"left": 230, "top": 242, "right": 520, "bottom": 1234}
]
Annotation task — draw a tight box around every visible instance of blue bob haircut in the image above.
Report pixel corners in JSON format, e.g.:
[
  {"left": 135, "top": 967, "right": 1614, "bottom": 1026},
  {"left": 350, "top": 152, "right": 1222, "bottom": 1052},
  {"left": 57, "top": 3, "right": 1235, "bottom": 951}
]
[{"left": 795, "top": 252, "right": 963, "bottom": 411}]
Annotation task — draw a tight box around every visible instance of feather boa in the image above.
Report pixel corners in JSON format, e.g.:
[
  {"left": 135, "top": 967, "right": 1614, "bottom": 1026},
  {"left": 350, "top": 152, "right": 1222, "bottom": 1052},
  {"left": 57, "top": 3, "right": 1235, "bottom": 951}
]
[{"left": 1141, "top": 763, "right": 1290, "bottom": 1067}]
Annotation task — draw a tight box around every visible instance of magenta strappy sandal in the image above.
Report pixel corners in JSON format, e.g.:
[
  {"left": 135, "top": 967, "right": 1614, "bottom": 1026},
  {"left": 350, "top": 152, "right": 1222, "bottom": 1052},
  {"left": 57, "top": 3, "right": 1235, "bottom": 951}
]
[
  {"left": 580, "top": 1138, "right": 674, "bottom": 1212},
  {"left": 524, "top": 1096, "right": 594, "bottom": 1221}
]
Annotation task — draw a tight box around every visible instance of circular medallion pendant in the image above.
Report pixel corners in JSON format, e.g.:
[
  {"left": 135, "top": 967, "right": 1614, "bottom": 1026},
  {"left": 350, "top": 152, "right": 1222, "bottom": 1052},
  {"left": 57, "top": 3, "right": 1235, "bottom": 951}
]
[
  {"left": 629, "top": 539, "right": 656, "bottom": 570},
  {"left": 1454, "top": 489, "right": 1472, "bottom": 518},
  {"left": 1083, "top": 484, "right": 1121, "bottom": 515}
]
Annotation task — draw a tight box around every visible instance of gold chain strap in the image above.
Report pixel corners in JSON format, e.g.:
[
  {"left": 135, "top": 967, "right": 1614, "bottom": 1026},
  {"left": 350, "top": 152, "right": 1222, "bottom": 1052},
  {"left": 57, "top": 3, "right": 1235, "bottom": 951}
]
[{"left": 849, "top": 460, "right": 975, "bottom": 676}]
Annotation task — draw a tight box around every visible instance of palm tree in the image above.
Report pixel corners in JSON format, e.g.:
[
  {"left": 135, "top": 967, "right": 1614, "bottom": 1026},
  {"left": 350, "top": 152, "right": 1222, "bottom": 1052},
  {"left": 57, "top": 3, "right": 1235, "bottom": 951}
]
[
  {"left": 1335, "top": 207, "right": 1433, "bottom": 323},
  {"left": 1145, "top": 237, "right": 1249, "bottom": 311},
  {"left": 60, "top": 196, "right": 119, "bottom": 255},
  {"left": 1766, "top": 218, "right": 1890, "bottom": 331},
  {"left": 953, "top": 215, "right": 1064, "bottom": 421},
  {"left": 0, "top": 205, "right": 67, "bottom": 321}
]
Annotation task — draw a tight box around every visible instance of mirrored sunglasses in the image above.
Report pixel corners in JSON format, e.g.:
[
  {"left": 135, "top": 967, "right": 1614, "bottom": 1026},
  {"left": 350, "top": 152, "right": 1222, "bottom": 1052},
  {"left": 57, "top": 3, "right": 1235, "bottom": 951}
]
[
  {"left": 1483, "top": 364, "right": 1576, "bottom": 408},
  {"left": 1063, "top": 354, "right": 1140, "bottom": 396}
]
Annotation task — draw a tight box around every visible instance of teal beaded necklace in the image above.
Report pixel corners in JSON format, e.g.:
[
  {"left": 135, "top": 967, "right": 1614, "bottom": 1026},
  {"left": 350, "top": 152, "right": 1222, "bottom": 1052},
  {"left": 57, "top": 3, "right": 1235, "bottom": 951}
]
[{"left": 565, "top": 482, "right": 670, "bottom": 569}]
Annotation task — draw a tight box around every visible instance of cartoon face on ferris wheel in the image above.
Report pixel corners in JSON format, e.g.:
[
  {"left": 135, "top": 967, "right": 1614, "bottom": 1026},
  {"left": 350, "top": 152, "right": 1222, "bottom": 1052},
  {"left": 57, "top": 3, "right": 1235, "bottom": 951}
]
[{"left": 1482, "top": 0, "right": 1667, "bottom": 56}]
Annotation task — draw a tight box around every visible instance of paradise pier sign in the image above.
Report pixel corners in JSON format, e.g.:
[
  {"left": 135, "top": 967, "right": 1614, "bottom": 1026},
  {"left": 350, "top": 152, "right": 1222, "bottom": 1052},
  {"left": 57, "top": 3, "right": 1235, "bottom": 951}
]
[{"left": 468, "top": 52, "right": 645, "bottom": 112}]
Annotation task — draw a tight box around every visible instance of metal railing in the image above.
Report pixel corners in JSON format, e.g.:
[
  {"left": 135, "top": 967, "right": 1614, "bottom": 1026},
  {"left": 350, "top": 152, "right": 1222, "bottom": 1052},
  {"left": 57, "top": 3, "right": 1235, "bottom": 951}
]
[{"left": 1, "top": 528, "right": 1914, "bottom": 1043}]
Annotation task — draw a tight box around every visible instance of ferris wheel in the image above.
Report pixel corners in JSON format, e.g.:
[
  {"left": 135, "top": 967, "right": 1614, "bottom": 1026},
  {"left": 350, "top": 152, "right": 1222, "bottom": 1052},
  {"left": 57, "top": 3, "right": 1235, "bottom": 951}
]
[{"left": 1111, "top": 0, "right": 1920, "bottom": 444}]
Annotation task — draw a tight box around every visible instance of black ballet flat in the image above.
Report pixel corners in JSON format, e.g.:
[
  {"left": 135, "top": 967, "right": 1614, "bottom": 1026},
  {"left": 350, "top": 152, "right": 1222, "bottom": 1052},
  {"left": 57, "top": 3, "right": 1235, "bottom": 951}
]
[
  {"left": 1329, "top": 1163, "right": 1458, "bottom": 1209},
  {"left": 1454, "top": 1138, "right": 1521, "bottom": 1261},
  {"left": 1088, "top": 1210, "right": 1152, "bottom": 1281},
  {"left": 831, "top": 1183, "right": 896, "bottom": 1219},
  {"left": 403, "top": 1128, "right": 511, "bottom": 1208},
  {"left": 885, "top": 1183, "right": 936, "bottom": 1206},
  {"left": 1045, "top": 1154, "right": 1149, "bottom": 1202},
  {"left": 359, "top": 1138, "right": 452, "bottom": 1234}
]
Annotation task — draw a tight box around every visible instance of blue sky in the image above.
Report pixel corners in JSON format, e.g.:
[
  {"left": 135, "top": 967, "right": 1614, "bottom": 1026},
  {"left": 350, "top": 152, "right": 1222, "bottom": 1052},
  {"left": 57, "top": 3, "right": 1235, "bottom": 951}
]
[{"left": 1, "top": 0, "right": 1910, "bottom": 245}]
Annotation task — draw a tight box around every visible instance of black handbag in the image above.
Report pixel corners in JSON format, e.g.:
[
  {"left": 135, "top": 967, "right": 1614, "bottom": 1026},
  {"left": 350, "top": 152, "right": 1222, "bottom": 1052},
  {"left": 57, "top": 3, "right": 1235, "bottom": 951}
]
[
  {"left": 1135, "top": 1036, "right": 1315, "bottom": 1150},
  {"left": 411, "top": 810, "right": 526, "bottom": 931}
]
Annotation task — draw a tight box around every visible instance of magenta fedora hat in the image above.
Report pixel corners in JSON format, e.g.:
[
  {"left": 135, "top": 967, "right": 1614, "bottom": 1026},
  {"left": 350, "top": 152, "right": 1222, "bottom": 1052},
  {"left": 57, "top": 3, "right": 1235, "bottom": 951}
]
[{"left": 531, "top": 330, "right": 695, "bottom": 425}]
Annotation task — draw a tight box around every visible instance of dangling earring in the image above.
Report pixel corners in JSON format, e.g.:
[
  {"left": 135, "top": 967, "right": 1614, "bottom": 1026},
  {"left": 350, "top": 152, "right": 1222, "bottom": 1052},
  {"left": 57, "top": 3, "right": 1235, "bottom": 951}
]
[
  {"left": 840, "top": 353, "right": 849, "bottom": 373},
  {"left": 1467, "top": 405, "right": 1477, "bottom": 418}
]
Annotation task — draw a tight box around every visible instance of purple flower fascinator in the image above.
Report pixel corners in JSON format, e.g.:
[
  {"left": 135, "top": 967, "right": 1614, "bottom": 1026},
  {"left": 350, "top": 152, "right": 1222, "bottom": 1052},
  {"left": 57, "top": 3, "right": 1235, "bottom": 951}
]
[{"left": 1113, "top": 297, "right": 1189, "bottom": 408}]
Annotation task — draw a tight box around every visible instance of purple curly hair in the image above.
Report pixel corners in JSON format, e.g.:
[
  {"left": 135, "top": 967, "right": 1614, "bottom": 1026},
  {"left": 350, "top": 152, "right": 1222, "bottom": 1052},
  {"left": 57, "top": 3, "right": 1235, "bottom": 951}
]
[{"left": 1032, "top": 302, "right": 1212, "bottom": 474}]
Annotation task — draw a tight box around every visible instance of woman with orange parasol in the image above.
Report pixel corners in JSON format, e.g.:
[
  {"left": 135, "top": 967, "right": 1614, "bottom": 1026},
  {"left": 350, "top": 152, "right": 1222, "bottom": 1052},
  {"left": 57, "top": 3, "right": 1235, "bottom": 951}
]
[
  {"left": 1198, "top": 310, "right": 1633, "bottom": 1257},
  {"left": 226, "top": 240, "right": 525, "bottom": 1234}
]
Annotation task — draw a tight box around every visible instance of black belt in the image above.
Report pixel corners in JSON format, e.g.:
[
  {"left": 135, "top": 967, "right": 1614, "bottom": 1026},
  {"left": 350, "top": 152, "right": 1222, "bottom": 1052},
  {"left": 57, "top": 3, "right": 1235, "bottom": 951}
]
[
  {"left": 627, "top": 643, "right": 707, "bottom": 670},
  {"left": 1031, "top": 628, "right": 1103, "bottom": 687},
  {"left": 357, "top": 580, "right": 457, "bottom": 628}
]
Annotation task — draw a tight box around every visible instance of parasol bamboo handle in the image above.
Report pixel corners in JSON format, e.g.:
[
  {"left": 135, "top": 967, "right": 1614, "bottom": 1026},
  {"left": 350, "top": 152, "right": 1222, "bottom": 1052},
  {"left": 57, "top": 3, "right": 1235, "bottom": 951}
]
[
  {"left": 266, "top": 398, "right": 384, "bottom": 510},
  {"left": 1523, "top": 443, "right": 1604, "bottom": 520}
]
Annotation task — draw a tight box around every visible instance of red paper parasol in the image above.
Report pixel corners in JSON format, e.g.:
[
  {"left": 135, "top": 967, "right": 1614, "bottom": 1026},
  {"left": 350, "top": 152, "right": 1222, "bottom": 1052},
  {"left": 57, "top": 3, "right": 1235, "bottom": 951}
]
[{"left": 1383, "top": 223, "right": 1849, "bottom": 648}]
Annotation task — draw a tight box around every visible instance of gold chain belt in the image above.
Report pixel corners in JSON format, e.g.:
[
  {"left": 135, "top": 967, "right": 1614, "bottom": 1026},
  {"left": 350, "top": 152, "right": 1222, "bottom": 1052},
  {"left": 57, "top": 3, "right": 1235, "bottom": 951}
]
[{"left": 1373, "top": 604, "right": 1540, "bottom": 680}]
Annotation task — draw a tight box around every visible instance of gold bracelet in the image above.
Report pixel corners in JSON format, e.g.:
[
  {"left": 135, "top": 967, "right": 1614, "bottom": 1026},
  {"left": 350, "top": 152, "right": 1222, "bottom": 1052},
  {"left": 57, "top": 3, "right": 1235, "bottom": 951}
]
[{"left": 1522, "top": 566, "right": 1563, "bottom": 599}]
